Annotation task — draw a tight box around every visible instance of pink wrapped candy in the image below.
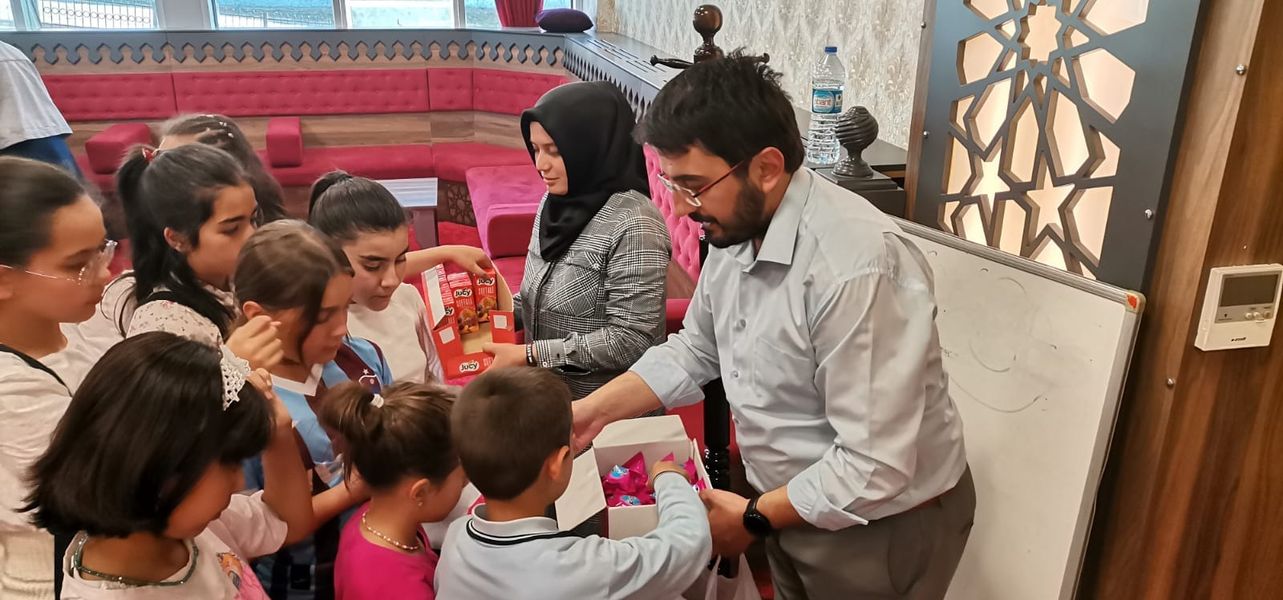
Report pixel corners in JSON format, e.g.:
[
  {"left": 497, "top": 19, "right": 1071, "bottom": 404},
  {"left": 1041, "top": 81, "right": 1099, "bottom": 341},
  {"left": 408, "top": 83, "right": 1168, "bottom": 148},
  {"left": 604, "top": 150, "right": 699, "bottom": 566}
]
[{"left": 602, "top": 452, "right": 649, "bottom": 503}]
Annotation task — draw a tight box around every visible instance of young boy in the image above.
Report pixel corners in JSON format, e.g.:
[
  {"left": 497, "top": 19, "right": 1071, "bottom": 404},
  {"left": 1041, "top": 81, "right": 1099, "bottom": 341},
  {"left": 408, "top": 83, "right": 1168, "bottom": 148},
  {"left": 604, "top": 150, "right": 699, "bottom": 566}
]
[{"left": 437, "top": 367, "right": 711, "bottom": 599}]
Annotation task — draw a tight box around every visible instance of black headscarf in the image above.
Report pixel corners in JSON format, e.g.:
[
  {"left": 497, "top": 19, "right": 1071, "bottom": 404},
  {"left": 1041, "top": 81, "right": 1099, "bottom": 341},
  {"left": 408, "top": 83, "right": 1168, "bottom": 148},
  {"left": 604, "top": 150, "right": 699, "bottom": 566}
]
[{"left": 520, "top": 81, "right": 650, "bottom": 262}]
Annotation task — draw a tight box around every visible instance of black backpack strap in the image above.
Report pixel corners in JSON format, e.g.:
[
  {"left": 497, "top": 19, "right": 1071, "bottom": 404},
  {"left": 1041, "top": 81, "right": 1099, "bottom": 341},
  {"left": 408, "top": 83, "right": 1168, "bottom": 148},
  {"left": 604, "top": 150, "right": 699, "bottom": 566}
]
[{"left": 0, "top": 344, "right": 69, "bottom": 391}]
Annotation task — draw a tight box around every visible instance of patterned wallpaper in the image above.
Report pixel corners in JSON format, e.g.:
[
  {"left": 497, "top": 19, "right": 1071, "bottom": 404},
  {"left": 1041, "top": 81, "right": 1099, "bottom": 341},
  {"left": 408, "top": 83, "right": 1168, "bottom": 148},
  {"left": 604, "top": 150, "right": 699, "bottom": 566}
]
[{"left": 596, "top": 0, "right": 924, "bottom": 149}]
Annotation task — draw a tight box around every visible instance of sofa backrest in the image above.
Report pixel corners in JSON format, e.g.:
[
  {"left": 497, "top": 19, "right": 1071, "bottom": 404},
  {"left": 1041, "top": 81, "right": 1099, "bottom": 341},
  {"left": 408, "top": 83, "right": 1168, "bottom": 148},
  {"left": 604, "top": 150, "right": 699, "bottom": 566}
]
[
  {"left": 45, "top": 67, "right": 569, "bottom": 122},
  {"left": 173, "top": 68, "right": 430, "bottom": 116},
  {"left": 644, "top": 146, "right": 702, "bottom": 282},
  {"left": 42, "top": 73, "right": 177, "bottom": 121}
]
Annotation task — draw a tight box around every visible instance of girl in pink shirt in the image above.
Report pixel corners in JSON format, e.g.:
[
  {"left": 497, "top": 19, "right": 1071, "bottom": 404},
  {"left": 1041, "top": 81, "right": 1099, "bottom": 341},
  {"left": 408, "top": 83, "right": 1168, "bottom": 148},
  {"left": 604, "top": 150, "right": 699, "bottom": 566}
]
[{"left": 322, "top": 381, "right": 466, "bottom": 599}]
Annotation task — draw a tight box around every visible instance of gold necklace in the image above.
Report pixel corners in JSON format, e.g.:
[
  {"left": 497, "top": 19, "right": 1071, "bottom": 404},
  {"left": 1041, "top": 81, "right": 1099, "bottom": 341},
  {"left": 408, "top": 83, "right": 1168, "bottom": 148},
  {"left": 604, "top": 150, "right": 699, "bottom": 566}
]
[{"left": 361, "top": 512, "right": 422, "bottom": 552}]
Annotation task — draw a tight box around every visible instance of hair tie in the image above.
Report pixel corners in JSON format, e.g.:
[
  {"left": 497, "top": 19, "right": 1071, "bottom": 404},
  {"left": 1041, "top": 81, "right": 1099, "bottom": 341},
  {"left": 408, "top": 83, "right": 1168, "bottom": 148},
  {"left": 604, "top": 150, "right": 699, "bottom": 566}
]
[
  {"left": 219, "top": 346, "right": 251, "bottom": 411},
  {"left": 141, "top": 147, "right": 159, "bottom": 164},
  {"left": 369, "top": 393, "right": 385, "bottom": 408}
]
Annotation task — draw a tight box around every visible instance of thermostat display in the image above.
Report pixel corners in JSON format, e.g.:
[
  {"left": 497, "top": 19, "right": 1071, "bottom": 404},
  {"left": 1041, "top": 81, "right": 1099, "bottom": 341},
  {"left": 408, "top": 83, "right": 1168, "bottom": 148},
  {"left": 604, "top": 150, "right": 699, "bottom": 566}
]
[{"left": 1196, "top": 264, "right": 1283, "bottom": 351}]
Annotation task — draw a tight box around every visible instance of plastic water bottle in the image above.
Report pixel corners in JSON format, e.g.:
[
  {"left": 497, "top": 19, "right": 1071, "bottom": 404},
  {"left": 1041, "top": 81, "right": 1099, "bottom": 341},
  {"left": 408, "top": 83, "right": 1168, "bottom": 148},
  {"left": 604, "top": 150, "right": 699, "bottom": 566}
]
[{"left": 806, "top": 46, "right": 846, "bottom": 166}]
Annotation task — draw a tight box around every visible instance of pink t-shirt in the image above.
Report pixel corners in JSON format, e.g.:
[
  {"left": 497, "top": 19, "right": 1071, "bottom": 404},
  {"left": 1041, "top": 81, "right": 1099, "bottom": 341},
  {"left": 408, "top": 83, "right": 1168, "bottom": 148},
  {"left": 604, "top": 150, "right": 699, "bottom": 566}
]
[{"left": 335, "top": 504, "right": 437, "bottom": 600}]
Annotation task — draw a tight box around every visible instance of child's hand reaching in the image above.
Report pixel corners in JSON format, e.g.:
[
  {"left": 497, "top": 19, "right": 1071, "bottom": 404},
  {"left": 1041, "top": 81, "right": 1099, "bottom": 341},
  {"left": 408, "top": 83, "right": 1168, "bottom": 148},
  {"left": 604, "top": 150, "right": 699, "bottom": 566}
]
[
  {"left": 441, "top": 245, "right": 494, "bottom": 276},
  {"left": 248, "top": 369, "right": 292, "bottom": 433},
  {"left": 649, "top": 460, "right": 690, "bottom": 488}
]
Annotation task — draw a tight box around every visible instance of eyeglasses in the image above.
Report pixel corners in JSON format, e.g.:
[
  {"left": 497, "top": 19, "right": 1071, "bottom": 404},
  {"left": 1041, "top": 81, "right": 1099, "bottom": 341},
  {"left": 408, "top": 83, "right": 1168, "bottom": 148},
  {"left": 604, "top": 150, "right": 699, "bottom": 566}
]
[
  {"left": 0, "top": 240, "right": 117, "bottom": 286},
  {"left": 656, "top": 158, "right": 748, "bottom": 208}
]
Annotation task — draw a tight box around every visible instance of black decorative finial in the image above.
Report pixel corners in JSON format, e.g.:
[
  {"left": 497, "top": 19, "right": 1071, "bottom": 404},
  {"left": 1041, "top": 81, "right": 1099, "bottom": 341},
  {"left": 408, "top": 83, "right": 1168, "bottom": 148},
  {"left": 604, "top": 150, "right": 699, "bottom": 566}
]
[{"left": 833, "top": 106, "right": 879, "bottom": 179}]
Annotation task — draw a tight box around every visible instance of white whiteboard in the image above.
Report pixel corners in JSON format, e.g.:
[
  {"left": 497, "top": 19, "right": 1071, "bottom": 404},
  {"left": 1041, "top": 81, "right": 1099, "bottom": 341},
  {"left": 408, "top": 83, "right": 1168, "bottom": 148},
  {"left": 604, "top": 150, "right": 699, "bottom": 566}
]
[{"left": 894, "top": 219, "right": 1145, "bottom": 600}]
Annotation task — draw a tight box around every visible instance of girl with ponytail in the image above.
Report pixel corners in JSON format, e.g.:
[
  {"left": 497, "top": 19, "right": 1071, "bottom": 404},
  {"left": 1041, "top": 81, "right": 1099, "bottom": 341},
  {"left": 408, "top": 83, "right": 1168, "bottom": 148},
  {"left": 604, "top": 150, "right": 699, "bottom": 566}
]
[
  {"left": 77, "top": 144, "right": 281, "bottom": 369},
  {"left": 320, "top": 381, "right": 463, "bottom": 599},
  {"left": 160, "top": 114, "right": 288, "bottom": 224}
]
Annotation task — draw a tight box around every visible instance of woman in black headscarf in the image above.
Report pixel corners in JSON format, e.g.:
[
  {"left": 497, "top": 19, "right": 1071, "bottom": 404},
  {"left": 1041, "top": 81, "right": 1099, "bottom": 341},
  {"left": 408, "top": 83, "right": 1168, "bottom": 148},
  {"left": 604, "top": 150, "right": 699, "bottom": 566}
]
[{"left": 483, "top": 81, "right": 671, "bottom": 399}]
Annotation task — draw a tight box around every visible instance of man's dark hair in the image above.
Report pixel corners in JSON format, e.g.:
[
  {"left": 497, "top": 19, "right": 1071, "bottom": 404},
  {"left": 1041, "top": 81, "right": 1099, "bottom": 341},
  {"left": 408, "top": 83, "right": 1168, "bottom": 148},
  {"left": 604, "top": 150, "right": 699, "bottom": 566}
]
[
  {"left": 453, "top": 367, "right": 573, "bottom": 500},
  {"left": 636, "top": 51, "right": 805, "bottom": 172}
]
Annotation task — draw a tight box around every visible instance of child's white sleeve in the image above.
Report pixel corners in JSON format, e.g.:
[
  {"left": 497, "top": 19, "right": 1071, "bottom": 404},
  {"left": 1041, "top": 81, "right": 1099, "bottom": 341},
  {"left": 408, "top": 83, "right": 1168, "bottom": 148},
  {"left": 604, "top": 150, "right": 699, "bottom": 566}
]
[
  {"left": 208, "top": 491, "right": 289, "bottom": 560},
  {"left": 604, "top": 472, "right": 712, "bottom": 600}
]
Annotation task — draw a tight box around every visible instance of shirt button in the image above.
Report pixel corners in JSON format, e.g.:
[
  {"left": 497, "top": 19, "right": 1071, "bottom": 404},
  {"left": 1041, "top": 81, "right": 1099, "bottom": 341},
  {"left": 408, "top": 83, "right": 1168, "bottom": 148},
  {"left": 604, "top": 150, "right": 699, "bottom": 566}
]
[
  {"left": 731, "top": 370, "right": 740, "bottom": 379},
  {"left": 736, "top": 319, "right": 746, "bottom": 329}
]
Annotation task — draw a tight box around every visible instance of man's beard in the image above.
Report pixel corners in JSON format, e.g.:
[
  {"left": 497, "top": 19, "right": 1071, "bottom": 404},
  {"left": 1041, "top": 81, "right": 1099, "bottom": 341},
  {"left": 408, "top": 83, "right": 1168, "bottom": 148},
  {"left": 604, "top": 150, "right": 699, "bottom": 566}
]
[{"left": 697, "top": 181, "right": 771, "bottom": 249}]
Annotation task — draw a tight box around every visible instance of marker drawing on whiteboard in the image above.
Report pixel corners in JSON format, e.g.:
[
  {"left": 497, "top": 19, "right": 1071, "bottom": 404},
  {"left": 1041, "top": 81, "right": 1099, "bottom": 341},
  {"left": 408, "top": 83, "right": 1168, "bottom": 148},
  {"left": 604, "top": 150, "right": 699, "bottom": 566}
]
[{"left": 950, "top": 377, "right": 1042, "bottom": 413}]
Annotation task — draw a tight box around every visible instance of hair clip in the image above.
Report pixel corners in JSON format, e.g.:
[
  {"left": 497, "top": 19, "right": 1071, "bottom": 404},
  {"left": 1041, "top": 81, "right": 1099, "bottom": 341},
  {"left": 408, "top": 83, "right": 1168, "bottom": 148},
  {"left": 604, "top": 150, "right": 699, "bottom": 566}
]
[
  {"left": 369, "top": 393, "right": 385, "bottom": 408},
  {"left": 141, "top": 147, "right": 158, "bottom": 163},
  {"left": 219, "top": 346, "right": 251, "bottom": 411}
]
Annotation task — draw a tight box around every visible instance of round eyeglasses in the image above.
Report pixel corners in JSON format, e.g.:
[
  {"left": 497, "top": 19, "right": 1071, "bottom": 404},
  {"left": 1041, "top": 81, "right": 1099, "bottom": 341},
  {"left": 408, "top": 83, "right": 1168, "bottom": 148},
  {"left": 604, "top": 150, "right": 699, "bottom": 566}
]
[{"left": 0, "top": 240, "right": 117, "bottom": 286}]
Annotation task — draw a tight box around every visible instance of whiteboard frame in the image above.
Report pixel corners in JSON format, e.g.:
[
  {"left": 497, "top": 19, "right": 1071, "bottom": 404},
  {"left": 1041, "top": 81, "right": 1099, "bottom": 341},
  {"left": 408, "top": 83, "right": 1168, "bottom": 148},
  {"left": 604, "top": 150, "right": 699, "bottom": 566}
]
[{"left": 894, "top": 217, "right": 1146, "bottom": 600}]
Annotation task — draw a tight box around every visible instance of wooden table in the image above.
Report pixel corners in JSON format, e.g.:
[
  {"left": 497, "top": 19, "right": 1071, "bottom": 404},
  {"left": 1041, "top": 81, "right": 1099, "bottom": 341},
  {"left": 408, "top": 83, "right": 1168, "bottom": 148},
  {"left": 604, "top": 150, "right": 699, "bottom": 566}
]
[{"left": 379, "top": 177, "right": 439, "bottom": 249}]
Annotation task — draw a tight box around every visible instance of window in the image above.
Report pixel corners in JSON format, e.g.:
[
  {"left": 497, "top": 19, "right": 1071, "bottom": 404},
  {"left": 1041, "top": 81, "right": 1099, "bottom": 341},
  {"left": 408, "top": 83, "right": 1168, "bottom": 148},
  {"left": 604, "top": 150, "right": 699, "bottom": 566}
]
[
  {"left": 543, "top": 0, "right": 571, "bottom": 8},
  {"left": 30, "top": 0, "right": 157, "bottom": 29},
  {"left": 347, "top": 0, "right": 453, "bottom": 28},
  {"left": 1, "top": 2, "right": 15, "bottom": 29},
  {"left": 214, "top": 0, "right": 336, "bottom": 29},
  {"left": 463, "top": 0, "right": 498, "bottom": 28}
]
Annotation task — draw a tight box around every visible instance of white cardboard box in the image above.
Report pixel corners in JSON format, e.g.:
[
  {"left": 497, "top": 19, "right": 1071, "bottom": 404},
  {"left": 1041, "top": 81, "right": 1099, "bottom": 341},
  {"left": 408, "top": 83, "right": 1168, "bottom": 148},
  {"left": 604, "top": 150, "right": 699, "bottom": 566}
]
[{"left": 555, "top": 415, "right": 710, "bottom": 540}]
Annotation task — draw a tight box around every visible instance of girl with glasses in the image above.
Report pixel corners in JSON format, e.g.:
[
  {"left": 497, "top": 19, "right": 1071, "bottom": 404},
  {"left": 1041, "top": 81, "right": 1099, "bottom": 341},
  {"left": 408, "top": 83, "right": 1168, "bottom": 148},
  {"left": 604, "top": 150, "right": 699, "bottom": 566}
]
[{"left": 0, "top": 157, "right": 112, "bottom": 599}]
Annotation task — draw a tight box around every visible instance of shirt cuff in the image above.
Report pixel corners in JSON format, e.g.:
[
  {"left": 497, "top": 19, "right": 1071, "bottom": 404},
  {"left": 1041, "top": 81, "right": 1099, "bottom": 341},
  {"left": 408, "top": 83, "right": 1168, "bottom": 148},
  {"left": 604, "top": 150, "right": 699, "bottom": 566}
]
[
  {"left": 787, "top": 465, "right": 871, "bottom": 531},
  {"left": 629, "top": 347, "right": 705, "bottom": 410},
  {"left": 533, "top": 338, "right": 569, "bottom": 368}
]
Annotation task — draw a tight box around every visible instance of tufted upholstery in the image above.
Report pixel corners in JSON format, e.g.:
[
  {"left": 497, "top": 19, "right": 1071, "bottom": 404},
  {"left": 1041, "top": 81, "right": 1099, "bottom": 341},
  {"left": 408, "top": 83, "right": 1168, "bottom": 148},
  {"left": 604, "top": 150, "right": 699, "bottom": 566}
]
[
  {"left": 644, "top": 146, "right": 702, "bottom": 283},
  {"left": 42, "top": 73, "right": 176, "bottom": 121},
  {"left": 172, "top": 69, "right": 430, "bottom": 117},
  {"left": 433, "top": 143, "right": 531, "bottom": 182},
  {"left": 472, "top": 69, "right": 568, "bottom": 115},
  {"left": 266, "top": 144, "right": 434, "bottom": 188},
  {"left": 84, "top": 123, "right": 152, "bottom": 175},
  {"left": 427, "top": 68, "right": 474, "bottom": 111}
]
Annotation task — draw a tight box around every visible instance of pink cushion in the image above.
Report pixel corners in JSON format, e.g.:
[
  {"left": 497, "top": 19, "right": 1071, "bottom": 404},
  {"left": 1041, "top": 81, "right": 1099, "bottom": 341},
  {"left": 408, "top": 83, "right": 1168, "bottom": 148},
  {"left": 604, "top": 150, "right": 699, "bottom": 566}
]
[
  {"left": 172, "top": 69, "right": 430, "bottom": 117},
  {"left": 645, "top": 146, "right": 701, "bottom": 282},
  {"left": 84, "top": 123, "right": 152, "bottom": 175},
  {"left": 268, "top": 144, "right": 434, "bottom": 188},
  {"left": 465, "top": 165, "right": 544, "bottom": 222},
  {"left": 75, "top": 154, "right": 116, "bottom": 192},
  {"left": 42, "top": 73, "right": 176, "bottom": 121},
  {"left": 433, "top": 143, "right": 530, "bottom": 182},
  {"left": 482, "top": 204, "right": 537, "bottom": 259},
  {"left": 472, "top": 69, "right": 568, "bottom": 116},
  {"left": 493, "top": 256, "right": 526, "bottom": 292},
  {"left": 428, "top": 68, "right": 474, "bottom": 111},
  {"left": 265, "top": 117, "right": 303, "bottom": 168}
]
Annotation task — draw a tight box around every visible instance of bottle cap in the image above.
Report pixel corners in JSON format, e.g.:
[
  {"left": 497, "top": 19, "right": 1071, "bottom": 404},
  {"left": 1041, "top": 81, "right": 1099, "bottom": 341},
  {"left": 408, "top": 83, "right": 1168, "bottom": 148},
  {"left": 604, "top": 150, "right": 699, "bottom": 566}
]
[{"left": 825, "top": 46, "right": 838, "bottom": 53}]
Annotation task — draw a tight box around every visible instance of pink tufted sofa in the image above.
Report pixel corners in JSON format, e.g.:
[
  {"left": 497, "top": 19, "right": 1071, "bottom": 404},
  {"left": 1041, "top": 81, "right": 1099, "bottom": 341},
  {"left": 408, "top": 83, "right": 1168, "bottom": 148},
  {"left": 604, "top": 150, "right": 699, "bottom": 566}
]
[{"left": 44, "top": 67, "right": 566, "bottom": 199}]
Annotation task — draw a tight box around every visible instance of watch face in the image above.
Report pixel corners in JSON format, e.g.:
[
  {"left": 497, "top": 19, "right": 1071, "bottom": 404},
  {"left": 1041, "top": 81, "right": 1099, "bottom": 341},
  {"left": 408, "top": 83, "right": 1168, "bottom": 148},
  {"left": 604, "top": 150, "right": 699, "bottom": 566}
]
[{"left": 743, "top": 503, "right": 773, "bottom": 537}]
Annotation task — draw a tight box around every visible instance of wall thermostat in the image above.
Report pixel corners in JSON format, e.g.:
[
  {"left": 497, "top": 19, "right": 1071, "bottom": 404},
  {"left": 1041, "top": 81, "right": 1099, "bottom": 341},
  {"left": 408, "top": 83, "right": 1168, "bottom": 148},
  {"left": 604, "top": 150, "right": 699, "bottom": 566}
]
[{"left": 1195, "top": 264, "right": 1283, "bottom": 351}]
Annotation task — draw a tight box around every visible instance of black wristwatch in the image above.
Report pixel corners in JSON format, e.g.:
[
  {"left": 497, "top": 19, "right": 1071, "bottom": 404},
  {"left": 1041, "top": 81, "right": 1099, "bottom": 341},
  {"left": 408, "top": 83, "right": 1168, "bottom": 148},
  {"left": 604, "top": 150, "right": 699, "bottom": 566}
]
[{"left": 743, "top": 497, "right": 774, "bottom": 538}]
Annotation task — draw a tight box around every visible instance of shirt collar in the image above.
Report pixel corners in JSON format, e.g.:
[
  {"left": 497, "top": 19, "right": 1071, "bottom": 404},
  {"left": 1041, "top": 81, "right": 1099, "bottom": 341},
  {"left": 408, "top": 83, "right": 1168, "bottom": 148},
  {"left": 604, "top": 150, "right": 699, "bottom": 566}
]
[
  {"left": 273, "top": 364, "right": 325, "bottom": 396},
  {"left": 467, "top": 505, "right": 562, "bottom": 542},
  {"left": 734, "top": 168, "right": 811, "bottom": 268}
]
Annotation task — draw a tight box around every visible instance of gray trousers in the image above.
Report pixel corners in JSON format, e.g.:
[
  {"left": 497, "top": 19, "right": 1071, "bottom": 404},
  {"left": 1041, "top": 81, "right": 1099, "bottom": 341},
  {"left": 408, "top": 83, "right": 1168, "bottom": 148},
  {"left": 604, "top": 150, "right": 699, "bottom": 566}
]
[{"left": 765, "top": 468, "right": 976, "bottom": 600}]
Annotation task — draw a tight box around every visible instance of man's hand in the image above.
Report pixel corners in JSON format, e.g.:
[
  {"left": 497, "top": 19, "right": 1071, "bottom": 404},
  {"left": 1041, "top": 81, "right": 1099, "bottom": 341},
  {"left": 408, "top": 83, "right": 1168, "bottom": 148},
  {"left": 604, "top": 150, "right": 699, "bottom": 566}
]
[
  {"left": 700, "top": 489, "right": 755, "bottom": 557},
  {"left": 226, "top": 316, "right": 283, "bottom": 371},
  {"left": 481, "top": 342, "right": 527, "bottom": 370},
  {"left": 571, "top": 397, "right": 610, "bottom": 452}
]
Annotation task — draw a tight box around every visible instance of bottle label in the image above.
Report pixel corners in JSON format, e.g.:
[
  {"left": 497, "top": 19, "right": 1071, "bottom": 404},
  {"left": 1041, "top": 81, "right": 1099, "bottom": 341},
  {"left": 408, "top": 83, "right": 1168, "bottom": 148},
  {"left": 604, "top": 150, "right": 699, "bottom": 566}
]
[{"left": 811, "top": 89, "right": 843, "bottom": 114}]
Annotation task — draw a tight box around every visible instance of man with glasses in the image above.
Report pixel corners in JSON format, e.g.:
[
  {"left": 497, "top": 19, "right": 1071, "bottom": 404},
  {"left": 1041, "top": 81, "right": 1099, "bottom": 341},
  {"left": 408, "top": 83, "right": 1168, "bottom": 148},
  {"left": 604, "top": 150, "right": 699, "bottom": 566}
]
[{"left": 572, "top": 54, "right": 975, "bottom": 599}]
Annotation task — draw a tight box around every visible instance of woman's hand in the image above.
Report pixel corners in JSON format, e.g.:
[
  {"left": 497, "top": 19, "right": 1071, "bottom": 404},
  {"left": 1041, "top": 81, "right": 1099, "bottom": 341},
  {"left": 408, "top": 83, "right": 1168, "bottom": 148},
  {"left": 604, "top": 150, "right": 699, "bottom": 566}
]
[
  {"left": 226, "top": 316, "right": 284, "bottom": 371},
  {"left": 482, "top": 342, "right": 529, "bottom": 369}
]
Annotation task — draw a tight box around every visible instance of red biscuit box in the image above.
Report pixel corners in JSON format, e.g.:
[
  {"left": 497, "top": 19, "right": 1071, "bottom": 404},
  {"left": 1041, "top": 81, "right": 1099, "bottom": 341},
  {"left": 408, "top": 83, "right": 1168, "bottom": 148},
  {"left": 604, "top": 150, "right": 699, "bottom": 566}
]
[
  {"left": 423, "top": 266, "right": 518, "bottom": 380},
  {"left": 474, "top": 268, "right": 499, "bottom": 321},
  {"left": 447, "top": 272, "right": 480, "bottom": 334}
]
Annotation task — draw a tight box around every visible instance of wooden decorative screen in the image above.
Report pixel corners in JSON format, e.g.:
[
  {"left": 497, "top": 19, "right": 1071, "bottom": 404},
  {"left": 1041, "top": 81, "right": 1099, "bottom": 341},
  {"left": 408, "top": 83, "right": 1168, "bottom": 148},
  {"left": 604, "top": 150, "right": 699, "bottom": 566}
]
[{"left": 914, "top": 0, "right": 1203, "bottom": 291}]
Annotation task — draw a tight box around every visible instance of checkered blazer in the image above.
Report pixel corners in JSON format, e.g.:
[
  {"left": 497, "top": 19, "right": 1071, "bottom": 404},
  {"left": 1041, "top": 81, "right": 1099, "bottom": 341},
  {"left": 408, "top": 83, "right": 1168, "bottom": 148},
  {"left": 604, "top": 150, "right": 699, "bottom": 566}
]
[{"left": 515, "top": 190, "right": 672, "bottom": 399}]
